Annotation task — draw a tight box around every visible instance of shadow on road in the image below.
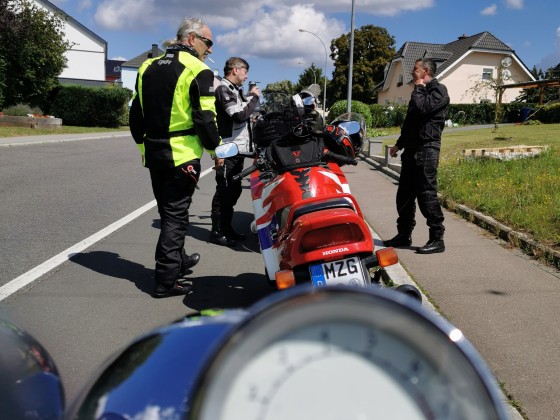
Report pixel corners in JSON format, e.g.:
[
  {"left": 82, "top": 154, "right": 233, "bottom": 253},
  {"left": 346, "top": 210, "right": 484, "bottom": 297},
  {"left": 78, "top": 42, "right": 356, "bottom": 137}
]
[
  {"left": 70, "top": 251, "right": 153, "bottom": 295},
  {"left": 70, "top": 251, "right": 273, "bottom": 308},
  {"left": 186, "top": 273, "right": 274, "bottom": 310}
]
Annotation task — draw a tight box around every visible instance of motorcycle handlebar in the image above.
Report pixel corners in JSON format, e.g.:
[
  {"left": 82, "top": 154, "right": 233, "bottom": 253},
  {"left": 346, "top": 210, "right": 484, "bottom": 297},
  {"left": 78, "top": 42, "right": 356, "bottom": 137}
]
[
  {"left": 324, "top": 150, "right": 358, "bottom": 166},
  {"left": 232, "top": 164, "right": 258, "bottom": 182}
]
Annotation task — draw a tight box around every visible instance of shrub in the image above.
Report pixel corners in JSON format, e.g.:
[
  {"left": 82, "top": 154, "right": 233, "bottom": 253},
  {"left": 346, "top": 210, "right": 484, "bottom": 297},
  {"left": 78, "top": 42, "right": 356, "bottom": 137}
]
[
  {"left": 369, "top": 104, "right": 407, "bottom": 128},
  {"left": 2, "top": 103, "right": 42, "bottom": 116},
  {"left": 328, "top": 100, "right": 372, "bottom": 128},
  {"left": 538, "top": 103, "right": 560, "bottom": 123},
  {"left": 50, "top": 85, "right": 132, "bottom": 127}
]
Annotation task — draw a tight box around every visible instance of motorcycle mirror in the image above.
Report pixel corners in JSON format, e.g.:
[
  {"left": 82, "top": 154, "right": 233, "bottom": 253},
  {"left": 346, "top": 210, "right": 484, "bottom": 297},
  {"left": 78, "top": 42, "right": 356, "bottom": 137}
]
[{"left": 214, "top": 143, "right": 239, "bottom": 159}]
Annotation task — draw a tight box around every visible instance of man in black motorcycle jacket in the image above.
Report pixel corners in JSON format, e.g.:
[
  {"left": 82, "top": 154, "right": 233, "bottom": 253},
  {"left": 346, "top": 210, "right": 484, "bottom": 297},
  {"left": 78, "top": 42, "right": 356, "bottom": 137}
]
[
  {"left": 384, "top": 58, "right": 450, "bottom": 255},
  {"left": 129, "top": 17, "right": 221, "bottom": 298},
  {"left": 210, "top": 57, "right": 260, "bottom": 247}
]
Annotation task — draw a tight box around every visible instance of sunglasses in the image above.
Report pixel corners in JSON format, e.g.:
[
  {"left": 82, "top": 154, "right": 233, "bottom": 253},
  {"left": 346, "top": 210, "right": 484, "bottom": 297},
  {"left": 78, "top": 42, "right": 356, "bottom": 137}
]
[{"left": 195, "top": 33, "right": 213, "bottom": 48}]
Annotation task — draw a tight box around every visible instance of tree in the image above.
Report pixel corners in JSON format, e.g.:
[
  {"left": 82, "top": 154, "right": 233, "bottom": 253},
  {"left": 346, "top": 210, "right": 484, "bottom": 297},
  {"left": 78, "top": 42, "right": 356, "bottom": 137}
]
[
  {"left": 517, "top": 63, "right": 560, "bottom": 104},
  {"left": 465, "top": 60, "right": 511, "bottom": 131},
  {"left": 295, "top": 64, "right": 324, "bottom": 92},
  {"left": 0, "top": 0, "right": 70, "bottom": 109},
  {"left": 261, "top": 80, "right": 296, "bottom": 112},
  {"left": 329, "top": 25, "right": 396, "bottom": 105}
]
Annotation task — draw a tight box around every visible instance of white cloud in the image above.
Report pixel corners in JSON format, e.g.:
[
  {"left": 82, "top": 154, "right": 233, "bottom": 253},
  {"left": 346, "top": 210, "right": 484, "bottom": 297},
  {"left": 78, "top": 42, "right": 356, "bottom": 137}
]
[
  {"left": 93, "top": 0, "right": 435, "bottom": 32},
  {"left": 217, "top": 5, "right": 345, "bottom": 68},
  {"left": 481, "top": 4, "right": 498, "bottom": 15},
  {"left": 95, "top": 0, "right": 158, "bottom": 30},
  {"left": 537, "top": 27, "right": 560, "bottom": 70},
  {"left": 504, "top": 0, "right": 523, "bottom": 9}
]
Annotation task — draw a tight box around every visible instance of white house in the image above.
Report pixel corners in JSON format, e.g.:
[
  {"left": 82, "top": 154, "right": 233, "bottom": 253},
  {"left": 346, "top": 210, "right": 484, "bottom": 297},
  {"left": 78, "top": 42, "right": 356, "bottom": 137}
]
[
  {"left": 121, "top": 44, "right": 164, "bottom": 98},
  {"left": 33, "top": 0, "right": 107, "bottom": 86},
  {"left": 377, "top": 32, "right": 535, "bottom": 105}
]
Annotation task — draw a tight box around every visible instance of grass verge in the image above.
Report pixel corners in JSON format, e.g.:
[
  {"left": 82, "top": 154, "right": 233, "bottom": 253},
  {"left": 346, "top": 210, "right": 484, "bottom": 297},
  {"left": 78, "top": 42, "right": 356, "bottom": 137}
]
[
  {"left": 438, "top": 124, "right": 560, "bottom": 251},
  {"left": 0, "top": 126, "right": 128, "bottom": 137}
]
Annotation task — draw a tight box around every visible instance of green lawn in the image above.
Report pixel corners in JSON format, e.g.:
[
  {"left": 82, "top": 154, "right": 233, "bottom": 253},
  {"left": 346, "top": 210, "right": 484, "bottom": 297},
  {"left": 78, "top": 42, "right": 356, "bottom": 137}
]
[
  {"left": 438, "top": 124, "right": 560, "bottom": 249},
  {"left": 381, "top": 124, "right": 560, "bottom": 249}
]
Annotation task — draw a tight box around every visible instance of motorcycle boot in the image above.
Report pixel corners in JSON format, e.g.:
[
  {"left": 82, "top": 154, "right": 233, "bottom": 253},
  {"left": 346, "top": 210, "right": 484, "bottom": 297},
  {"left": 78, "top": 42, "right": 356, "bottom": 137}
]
[
  {"left": 383, "top": 233, "right": 412, "bottom": 248},
  {"left": 153, "top": 281, "right": 192, "bottom": 298},
  {"left": 179, "top": 252, "right": 200, "bottom": 277},
  {"left": 209, "top": 230, "right": 237, "bottom": 247},
  {"left": 416, "top": 232, "right": 445, "bottom": 254}
]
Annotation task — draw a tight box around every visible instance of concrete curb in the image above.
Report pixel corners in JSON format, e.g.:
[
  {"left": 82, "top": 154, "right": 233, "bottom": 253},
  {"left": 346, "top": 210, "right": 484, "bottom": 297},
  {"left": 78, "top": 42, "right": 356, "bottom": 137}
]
[{"left": 0, "top": 132, "right": 131, "bottom": 147}]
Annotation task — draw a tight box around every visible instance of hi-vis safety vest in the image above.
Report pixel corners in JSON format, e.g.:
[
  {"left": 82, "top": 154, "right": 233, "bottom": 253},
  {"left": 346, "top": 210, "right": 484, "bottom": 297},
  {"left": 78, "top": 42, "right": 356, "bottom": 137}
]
[{"left": 130, "top": 46, "right": 220, "bottom": 168}]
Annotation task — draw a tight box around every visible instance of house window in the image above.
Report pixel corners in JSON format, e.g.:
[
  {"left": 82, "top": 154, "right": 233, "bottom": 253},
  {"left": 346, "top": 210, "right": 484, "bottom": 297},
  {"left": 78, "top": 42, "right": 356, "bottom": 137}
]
[
  {"left": 397, "top": 74, "right": 403, "bottom": 87},
  {"left": 482, "top": 68, "right": 493, "bottom": 80}
]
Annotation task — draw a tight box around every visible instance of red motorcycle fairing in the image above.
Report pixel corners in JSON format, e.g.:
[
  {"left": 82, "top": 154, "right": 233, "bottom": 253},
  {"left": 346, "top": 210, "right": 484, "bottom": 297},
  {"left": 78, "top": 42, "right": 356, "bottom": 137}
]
[{"left": 259, "top": 166, "right": 347, "bottom": 227}]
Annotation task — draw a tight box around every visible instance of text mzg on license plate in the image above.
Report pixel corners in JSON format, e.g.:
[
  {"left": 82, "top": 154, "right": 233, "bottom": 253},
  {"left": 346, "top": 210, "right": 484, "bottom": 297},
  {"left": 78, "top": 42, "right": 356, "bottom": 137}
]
[{"left": 310, "top": 256, "right": 366, "bottom": 287}]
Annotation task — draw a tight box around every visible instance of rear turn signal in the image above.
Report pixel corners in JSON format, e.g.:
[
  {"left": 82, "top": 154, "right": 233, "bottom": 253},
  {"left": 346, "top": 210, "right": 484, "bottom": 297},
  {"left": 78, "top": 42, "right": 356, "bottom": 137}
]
[
  {"left": 300, "top": 224, "right": 364, "bottom": 253},
  {"left": 275, "top": 270, "right": 296, "bottom": 289},
  {"left": 376, "top": 247, "right": 398, "bottom": 267}
]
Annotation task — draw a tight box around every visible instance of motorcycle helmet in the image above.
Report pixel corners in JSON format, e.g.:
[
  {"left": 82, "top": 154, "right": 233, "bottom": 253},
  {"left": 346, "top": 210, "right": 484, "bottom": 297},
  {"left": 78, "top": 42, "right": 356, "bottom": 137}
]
[
  {"left": 324, "top": 114, "right": 366, "bottom": 158},
  {"left": 323, "top": 124, "right": 358, "bottom": 159}
]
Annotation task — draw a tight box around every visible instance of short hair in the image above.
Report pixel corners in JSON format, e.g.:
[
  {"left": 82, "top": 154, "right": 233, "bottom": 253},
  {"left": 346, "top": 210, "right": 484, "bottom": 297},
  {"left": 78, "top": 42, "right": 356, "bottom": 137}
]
[
  {"left": 163, "top": 17, "right": 207, "bottom": 47},
  {"left": 417, "top": 58, "right": 437, "bottom": 77},
  {"left": 224, "top": 57, "right": 249, "bottom": 76}
]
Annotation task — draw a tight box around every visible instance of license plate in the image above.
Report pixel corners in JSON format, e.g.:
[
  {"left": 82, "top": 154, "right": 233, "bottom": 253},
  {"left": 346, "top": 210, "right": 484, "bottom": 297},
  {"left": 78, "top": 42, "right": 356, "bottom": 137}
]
[{"left": 310, "top": 256, "right": 367, "bottom": 287}]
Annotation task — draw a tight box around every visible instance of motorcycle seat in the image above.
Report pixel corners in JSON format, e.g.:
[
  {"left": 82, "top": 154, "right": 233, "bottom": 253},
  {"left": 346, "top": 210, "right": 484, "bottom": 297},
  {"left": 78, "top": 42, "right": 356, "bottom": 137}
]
[{"left": 291, "top": 197, "right": 354, "bottom": 223}]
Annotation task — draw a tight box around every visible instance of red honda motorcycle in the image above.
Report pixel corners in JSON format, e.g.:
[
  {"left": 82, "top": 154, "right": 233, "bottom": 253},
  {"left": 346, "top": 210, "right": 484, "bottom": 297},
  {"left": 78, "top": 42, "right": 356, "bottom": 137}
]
[{"left": 220, "top": 95, "right": 419, "bottom": 299}]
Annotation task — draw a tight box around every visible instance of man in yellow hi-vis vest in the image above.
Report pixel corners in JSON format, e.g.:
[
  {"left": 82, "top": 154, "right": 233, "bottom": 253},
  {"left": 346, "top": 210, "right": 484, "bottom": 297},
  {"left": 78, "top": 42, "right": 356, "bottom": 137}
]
[{"left": 130, "top": 17, "right": 221, "bottom": 298}]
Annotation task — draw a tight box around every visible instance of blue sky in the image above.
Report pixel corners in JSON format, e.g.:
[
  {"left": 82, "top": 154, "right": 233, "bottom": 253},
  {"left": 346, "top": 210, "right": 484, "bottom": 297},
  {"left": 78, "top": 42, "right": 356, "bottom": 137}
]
[{"left": 50, "top": 0, "right": 560, "bottom": 88}]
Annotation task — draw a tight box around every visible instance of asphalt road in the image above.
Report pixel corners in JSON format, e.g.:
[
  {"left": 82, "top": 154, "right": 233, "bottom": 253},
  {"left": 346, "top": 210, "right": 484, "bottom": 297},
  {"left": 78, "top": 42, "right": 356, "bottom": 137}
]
[
  {"left": 0, "top": 135, "right": 272, "bottom": 405},
  {"left": 0, "top": 137, "right": 154, "bottom": 285}
]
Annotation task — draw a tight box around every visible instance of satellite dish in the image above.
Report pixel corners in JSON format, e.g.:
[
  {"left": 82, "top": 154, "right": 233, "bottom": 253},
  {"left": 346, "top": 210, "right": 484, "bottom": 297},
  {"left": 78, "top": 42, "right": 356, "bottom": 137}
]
[
  {"left": 501, "top": 56, "right": 512, "bottom": 68},
  {"left": 502, "top": 69, "right": 512, "bottom": 80}
]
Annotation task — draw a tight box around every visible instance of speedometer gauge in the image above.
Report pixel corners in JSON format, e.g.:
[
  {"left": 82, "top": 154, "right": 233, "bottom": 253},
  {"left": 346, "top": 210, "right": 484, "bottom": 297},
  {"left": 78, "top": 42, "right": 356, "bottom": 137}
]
[{"left": 192, "top": 286, "right": 508, "bottom": 420}]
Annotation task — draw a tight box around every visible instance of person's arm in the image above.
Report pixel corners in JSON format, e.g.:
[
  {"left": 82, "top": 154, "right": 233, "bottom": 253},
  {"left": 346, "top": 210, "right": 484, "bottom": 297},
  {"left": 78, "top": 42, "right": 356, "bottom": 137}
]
[
  {"left": 216, "top": 85, "right": 259, "bottom": 123},
  {"left": 129, "top": 73, "right": 145, "bottom": 145},
  {"left": 190, "top": 68, "right": 221, "bottom": 151},
  {"left": 129, "top": 74, "right": 146, "bottom": 164},
  {"left": 409, "top": 83, "right": 449, "bottom": 116}
]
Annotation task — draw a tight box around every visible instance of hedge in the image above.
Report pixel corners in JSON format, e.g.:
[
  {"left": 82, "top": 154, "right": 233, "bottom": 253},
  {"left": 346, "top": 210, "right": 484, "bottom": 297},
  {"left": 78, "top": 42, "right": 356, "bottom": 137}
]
[{"left": 50, "top": 85, "right": 132, "bottom": 127}]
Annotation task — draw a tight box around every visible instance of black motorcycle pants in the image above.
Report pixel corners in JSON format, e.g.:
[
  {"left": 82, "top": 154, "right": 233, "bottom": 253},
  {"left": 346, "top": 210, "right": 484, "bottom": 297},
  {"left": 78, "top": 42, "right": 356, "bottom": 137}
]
[
  {"left": 396, "top": 147, "right": 445, "bottom": 239},
  {"left": 149, "top": 160, "right": 200, "bottom": 288},
  {"left": 210, "top": 155, "right": 244, "bottom": 233}
]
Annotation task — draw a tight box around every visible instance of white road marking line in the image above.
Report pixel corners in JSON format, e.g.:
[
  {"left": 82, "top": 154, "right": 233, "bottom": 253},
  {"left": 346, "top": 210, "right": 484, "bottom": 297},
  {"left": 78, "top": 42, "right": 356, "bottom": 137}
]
[{"left": 0, "top": 166, "right": 216, "bottom": 302}]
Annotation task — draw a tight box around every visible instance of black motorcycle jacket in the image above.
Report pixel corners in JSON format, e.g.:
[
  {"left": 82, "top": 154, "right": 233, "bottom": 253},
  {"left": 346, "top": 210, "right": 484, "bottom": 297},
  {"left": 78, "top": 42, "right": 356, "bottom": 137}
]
[
  {"left": 129, "top": 44, "right": 221, "bottom": 168},
  {"left": 215, "top": 78, "right": 259, "bottom": 155},
  {"left": 395, "top": 78, "right": 449, "bottom": 151}
]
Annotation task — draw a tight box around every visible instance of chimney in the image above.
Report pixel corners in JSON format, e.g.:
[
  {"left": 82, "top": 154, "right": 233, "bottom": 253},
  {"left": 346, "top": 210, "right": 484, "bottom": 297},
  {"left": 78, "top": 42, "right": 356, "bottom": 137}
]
[
  {"left": 458, "top": 34, "right": 468, "bottom": 40},
  {"left": 148, "top": 43, "right": 159, "bottom": 58}
]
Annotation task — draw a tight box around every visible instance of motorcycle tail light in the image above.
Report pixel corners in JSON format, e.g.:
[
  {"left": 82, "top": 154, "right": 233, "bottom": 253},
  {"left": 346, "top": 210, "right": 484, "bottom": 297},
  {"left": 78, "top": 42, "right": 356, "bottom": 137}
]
[
  {"left": 299, "top": 224, "right": 364, "bottom": 253},
  {"left": 275, "top": 270, "right": 296, "bottom": 289},
  {"left": 376, "top": 247, "right": 399, "bottom": 267}
]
